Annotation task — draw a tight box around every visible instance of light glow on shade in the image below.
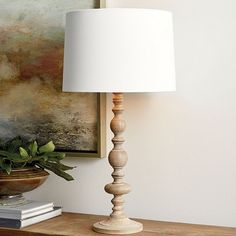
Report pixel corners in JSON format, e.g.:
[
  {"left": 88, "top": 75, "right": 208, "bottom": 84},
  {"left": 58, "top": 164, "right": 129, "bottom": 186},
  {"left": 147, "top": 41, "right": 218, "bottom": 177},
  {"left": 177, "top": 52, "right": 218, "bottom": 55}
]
[{"left": 63, "top": 8, "right": 176, "bottom": 93}]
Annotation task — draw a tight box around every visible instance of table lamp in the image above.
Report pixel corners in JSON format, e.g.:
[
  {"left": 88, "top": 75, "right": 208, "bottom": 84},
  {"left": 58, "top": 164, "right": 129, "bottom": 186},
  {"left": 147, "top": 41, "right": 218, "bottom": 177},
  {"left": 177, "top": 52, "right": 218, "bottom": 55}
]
[{"left": 63, "top": 8, "right": 175, "bottom": 234}]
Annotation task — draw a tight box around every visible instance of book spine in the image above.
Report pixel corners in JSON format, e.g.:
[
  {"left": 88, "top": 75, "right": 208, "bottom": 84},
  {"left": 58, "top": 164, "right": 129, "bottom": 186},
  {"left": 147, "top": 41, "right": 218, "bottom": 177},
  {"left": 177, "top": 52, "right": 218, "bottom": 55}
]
[
  {"left": 21, "top": 207, "right": 62, "bottom": 228},
  {"left": 22, "top": 206, "right": 54, "bottom": 220},
  {"left": 0, "top": 206, "right": 54, "bottom": 220},
  {"left": 0, "top": 207, "right": 62, "bottom": 229},
  {"left": 0, "top": 218, "right": 21, "bottom": 228}
]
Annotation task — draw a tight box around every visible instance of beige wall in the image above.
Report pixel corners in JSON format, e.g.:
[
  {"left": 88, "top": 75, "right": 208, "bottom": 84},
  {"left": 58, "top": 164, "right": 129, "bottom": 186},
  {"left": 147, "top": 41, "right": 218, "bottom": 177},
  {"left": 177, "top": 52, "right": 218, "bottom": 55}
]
[{"left": 27, "top": 0, "right": 236, "bottom": 227}]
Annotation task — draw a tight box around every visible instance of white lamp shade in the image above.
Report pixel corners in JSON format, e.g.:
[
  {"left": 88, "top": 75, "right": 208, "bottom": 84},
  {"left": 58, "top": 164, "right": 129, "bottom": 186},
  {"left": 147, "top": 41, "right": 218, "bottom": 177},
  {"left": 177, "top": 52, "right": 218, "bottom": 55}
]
[{"left": 63, "top": 8, "right": 175, "bottom": 93}]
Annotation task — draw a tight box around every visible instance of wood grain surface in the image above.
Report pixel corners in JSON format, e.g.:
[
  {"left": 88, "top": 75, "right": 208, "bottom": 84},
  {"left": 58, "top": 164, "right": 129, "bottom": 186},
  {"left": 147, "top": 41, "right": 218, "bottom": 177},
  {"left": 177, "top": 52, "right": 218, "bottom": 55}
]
[{"left": 0, "top": 213, "right": 236, "bottom": 236}]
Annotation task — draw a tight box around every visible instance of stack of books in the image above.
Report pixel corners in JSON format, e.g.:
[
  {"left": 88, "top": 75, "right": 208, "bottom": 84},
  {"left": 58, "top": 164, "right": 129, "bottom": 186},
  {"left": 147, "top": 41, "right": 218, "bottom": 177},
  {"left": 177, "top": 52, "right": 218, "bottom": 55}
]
[{"left": 0, "top": 200, "right": 62, "bottom": 228}]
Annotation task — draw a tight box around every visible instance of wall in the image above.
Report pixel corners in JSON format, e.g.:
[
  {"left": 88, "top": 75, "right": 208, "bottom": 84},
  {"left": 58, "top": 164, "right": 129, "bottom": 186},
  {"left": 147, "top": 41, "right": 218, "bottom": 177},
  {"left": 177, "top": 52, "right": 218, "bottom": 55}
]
[{"left": 26, "top": 0, "right": 236, "bottom": 227}]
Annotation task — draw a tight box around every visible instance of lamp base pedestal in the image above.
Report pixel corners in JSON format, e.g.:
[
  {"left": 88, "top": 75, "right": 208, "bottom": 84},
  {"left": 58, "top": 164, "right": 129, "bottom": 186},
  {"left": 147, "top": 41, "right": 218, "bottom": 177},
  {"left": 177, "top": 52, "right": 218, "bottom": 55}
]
[
  {"left": 93, "top": 217, "right": 143, "bottom": 235},
  {"left": 93, "top": 93, "right": 143, "bottom": 234}
]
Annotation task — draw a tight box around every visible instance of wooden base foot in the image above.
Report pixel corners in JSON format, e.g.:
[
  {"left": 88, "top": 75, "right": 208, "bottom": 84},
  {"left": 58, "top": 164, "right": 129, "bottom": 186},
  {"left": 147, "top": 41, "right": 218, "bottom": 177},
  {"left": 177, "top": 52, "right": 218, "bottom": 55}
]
[{"left": 93, "top": 217, "right": 143, "bottom": 235}]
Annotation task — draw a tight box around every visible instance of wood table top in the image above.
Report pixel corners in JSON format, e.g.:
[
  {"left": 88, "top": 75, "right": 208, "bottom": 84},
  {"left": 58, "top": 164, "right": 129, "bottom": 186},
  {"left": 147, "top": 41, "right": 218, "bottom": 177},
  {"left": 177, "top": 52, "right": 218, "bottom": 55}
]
[{"left": 0, "top": 212, "right": 235, "bottom": 236}]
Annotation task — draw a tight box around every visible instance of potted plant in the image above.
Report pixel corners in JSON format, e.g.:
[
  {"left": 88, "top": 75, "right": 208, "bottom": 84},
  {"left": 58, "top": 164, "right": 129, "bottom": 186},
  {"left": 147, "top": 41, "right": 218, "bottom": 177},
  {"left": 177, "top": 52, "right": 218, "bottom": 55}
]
[{"left": 0, "top": 136, "right": 74, "bottom": 204}]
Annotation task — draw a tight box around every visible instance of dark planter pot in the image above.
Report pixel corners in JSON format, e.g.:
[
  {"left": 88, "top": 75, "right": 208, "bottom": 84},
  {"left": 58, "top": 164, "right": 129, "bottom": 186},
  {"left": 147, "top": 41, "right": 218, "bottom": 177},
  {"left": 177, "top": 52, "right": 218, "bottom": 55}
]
[{"left": 0, "top": 167, "right": 49, "bottom": 205}]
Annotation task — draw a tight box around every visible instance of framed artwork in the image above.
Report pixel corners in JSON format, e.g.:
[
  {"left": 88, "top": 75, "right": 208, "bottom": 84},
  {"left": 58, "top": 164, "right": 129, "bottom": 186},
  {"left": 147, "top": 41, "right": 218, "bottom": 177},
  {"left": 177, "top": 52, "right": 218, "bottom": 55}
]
[{"left": 0, "top": 0, "right": 106, "bottom": 158}]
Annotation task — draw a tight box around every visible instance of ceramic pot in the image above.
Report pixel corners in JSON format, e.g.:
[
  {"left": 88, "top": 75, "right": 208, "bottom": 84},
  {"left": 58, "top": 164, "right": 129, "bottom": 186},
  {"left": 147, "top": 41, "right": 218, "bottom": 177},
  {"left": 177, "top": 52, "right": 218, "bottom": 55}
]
[{"left": 0, "top": 167, "right": 49, "bottom": 205}]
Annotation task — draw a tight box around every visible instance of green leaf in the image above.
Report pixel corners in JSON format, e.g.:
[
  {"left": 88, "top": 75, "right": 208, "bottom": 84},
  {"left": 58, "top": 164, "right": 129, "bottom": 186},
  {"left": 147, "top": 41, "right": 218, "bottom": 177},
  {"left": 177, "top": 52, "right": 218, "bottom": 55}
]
[
  {"left": 0, "top": 159, "right": 12, "bottom": 174},
  {"left": 0, "top": 150, "right": 11, "bottom": 157},
  {"left": 6, "top": 154, "right": 26, "bottom": 163},
  {"left": 4, "top": 163, "right": 12, "bottom": 175},
  {"left": 0, "top": 137, "right": 74, "bottom": 181},
  {"left": 37, "top": 162, "right": 74, "bottom": 181},
  {"left": 46, "top": 152, "right": 65, "bottom": 159},
  {"left": 29, "top": 141, "right": 38, "bottom": 157},
  {"left": 46, "top": 152, "right": 66, "bottom": 163},
  {"left": 19, "top": 147, "right": 29, "bottom": 159},
  {"left": 30, "top": 155, "right": 48, "bottom": 162},
  {"left": 58, "top": 163, "right": 74, "bottom": 171},
  {"left": 0, "top": 151, "right": 26, "bottom": 163},
  {"left": 39, "top": 141, "right": 55, "bottom": 153},
  {"left": 48, "top": 162, "right": 74, "bottom": 171},
  {"left": 5, "top": 136, "right": 23, "bottom": 153}
]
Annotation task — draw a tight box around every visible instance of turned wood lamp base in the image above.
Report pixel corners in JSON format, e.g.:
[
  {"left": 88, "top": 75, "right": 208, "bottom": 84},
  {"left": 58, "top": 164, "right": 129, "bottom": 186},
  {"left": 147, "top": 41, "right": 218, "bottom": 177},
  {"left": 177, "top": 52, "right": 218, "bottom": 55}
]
[
  {"left": 93, "top": 218, "right": 143, "bottom": 234},
  {"left": 93, "top": 93, "right": 143, "bottom": 234}
]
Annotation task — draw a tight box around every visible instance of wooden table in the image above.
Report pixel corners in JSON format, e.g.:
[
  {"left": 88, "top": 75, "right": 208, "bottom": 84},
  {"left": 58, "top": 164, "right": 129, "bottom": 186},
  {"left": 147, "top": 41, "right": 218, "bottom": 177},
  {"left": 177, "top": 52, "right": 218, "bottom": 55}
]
[{"left": 0, "top": 213, "right": 236, "bottom": 236}]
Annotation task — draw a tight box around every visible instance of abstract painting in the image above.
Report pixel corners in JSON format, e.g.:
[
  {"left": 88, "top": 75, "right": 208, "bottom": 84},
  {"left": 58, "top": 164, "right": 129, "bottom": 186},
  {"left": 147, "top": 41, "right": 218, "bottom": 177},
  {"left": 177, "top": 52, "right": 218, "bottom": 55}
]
[{"left": 0, "top": 0, "right": 105, "bottom": 157}]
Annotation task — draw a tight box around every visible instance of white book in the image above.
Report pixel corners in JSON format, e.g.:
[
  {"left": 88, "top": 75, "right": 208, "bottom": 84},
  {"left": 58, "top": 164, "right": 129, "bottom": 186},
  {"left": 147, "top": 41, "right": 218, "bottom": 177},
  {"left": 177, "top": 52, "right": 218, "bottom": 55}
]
[
  {"left": 0, "top": 206, "right": 54, "bottom": 220},
  {"left": 0, "top": 200, "right": 54, "bottom": 219},
  {"left": 0, "top": 207, "right": 62, "bottom": 228}
]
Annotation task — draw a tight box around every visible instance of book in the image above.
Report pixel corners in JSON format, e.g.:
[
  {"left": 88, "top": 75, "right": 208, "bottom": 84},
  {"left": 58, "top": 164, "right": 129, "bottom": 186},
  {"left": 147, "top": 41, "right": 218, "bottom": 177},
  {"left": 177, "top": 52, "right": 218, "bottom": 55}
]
[
  {"left": 0, "top": 200, "right": 54, "bottom": 220},
  {"left": 0, "top": 207, "right": 62, "bottom": 228},
  {"left": 0, "top": 206, "right": 54, "bottom": 220}
]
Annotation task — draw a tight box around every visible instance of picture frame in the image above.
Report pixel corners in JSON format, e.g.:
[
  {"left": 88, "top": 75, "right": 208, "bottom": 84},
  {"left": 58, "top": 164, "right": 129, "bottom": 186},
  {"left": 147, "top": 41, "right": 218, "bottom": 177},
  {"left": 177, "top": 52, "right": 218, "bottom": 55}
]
[
  {"left": 0, "top": 0, "right": 106, "bottom": 158},
  {"left": 66, "top": 93, "right": 106, "bottom": 158}
]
